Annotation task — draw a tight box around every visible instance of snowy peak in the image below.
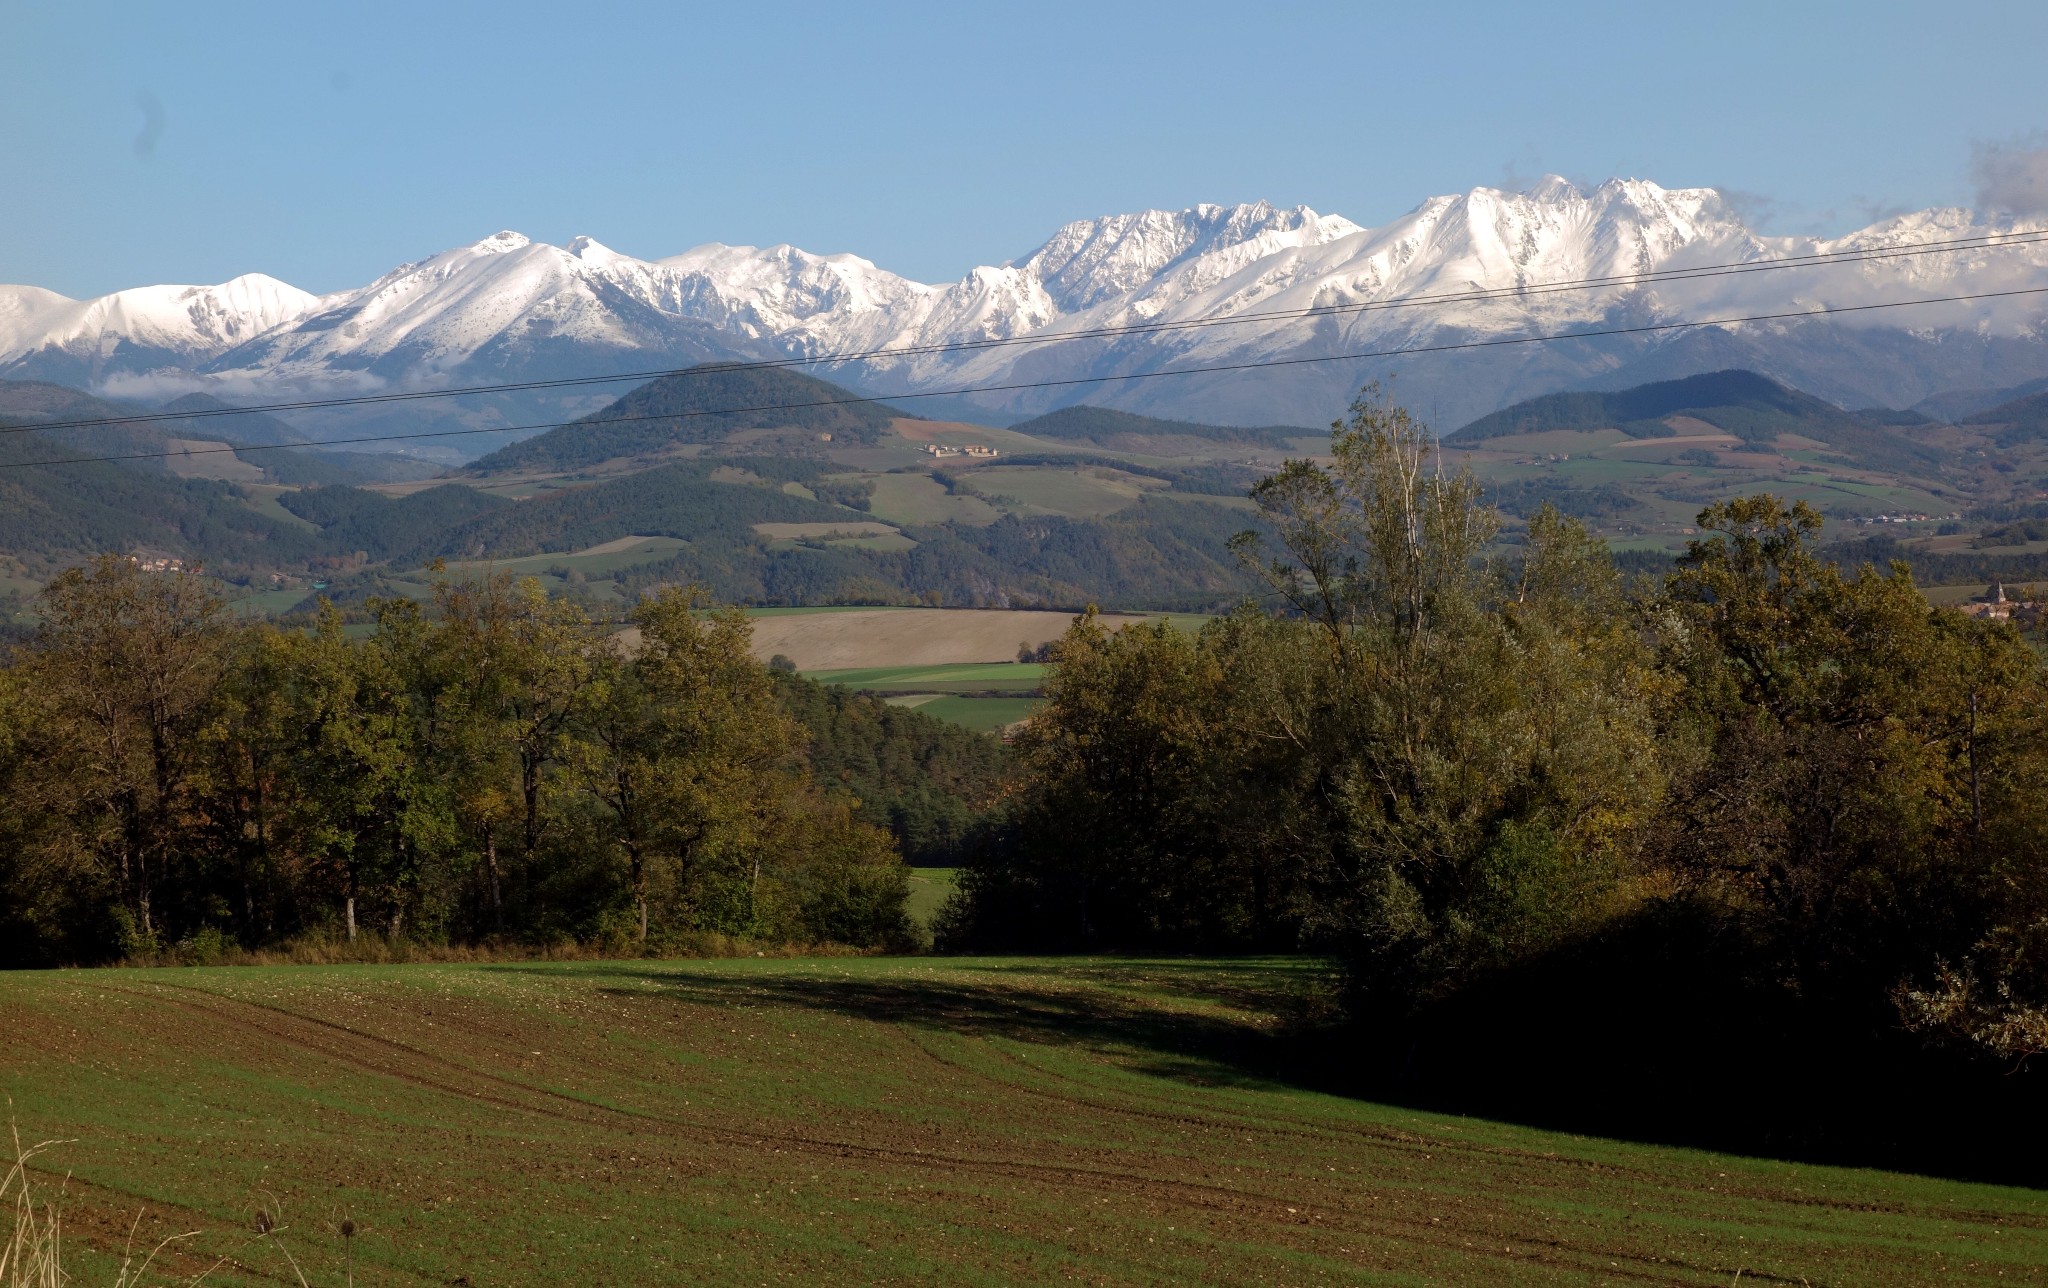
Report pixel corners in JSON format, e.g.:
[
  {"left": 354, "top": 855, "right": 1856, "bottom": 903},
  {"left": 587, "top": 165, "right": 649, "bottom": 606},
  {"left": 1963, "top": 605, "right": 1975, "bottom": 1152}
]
[
  {"left": 3, "top": 176, "right": 2045, "bottom": 430},
  {"left": 470, "top": 231, "right": 532, "bottom": 254},
  {"left": 1018, "top": 201, "right": 1364, "bottom": 312}
]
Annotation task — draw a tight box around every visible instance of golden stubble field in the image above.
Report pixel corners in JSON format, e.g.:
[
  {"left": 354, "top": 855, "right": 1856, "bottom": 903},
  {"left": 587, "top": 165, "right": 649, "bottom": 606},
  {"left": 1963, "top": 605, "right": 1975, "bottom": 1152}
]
[{"left": 743, "top": 607, "right": 1158, "bottom": 670}]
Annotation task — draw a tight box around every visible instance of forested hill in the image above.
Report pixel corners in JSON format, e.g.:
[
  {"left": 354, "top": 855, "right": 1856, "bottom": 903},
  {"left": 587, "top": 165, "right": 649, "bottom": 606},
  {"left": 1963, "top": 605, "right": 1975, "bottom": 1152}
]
[
  {"left": 469, "top": 365, "right": 910, "bottom": 474},
  {"left": 1451, "top": 369, "right": 1866, "bottom": 442},
  {"left": 1007, "top": 405, "right": 1309, "bottom": 447},
  {"left": 1447, "top": 368, "right": 1946, "bottom": 475},
  {"left": 0, "top": 422, "right": 323, "bottom": 567}
]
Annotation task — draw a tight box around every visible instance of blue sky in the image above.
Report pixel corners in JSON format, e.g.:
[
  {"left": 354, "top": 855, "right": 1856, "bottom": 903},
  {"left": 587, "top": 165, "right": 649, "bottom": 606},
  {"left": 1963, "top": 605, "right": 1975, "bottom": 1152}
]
[{"left": 5, "top": 0, "right": 2047, "bottom": 298}]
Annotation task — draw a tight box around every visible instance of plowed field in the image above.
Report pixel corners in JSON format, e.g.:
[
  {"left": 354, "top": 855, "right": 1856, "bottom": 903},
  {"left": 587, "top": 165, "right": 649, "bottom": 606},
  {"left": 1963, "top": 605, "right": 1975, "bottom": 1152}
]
[{"left": 3, "top": 958, "right": 2044, "bottom": 1286}]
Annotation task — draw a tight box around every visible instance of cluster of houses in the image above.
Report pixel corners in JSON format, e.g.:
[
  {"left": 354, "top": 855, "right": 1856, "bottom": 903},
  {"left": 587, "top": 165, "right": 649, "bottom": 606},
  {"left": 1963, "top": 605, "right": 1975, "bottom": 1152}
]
[
  {"left": 1958, "top": 582, "right": 2042, "bottom": 622},
  {"left": 1845, "top": 512, "right": 1961, "bottom": 526},
  {"left": 919, "top": 442, "right": 1000, "bottom": 459},
  {"left": 128, "top": 553, "right": 188, "bottom": 574}
]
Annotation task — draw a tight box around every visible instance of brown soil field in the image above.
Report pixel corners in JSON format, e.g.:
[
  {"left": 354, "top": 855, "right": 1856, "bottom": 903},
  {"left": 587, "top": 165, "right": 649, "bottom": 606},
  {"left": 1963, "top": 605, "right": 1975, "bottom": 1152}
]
[{"left": 745, "top": 607, "right": 1155, "bottom": 669}]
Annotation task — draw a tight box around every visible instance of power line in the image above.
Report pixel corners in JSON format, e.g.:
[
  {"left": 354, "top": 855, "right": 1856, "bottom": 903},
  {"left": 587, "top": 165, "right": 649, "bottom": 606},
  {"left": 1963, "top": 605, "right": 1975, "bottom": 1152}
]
[
  {"left": 17, "top": 227, "right": 2048, "bottom": 436},
  {"left": 6, "top": 284, "right": 2044, "bottom": 473}
]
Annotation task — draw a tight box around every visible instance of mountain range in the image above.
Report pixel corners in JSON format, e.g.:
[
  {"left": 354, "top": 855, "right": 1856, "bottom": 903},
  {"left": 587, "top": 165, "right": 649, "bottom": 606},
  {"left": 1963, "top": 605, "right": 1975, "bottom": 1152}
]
[{"left": 4, "top": 177, "right": 2048, "bottom": 458}]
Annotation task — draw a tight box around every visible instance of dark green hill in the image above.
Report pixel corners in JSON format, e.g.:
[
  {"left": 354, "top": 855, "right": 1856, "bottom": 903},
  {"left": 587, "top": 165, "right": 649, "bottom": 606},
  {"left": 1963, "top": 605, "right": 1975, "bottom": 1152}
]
[
  {"left": 1008, "top": 405, "right": 1309, "bottom": 447},
  {"left": 469, "top": 366, "right": 907, "bottom": 475},
  {"left": 1449, "top": 370, "right": 1847, "bottom": 443},
  {"left": 388, "top": 460, "right": 867, "bottom": 566},
  {"left": 1448, "top": 369, "right": 1945, "bottom": 475}
]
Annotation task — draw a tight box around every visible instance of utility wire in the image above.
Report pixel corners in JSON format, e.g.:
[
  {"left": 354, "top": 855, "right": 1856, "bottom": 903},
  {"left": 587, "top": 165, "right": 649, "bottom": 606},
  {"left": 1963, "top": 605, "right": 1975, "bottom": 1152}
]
[
  {"left": 6, "top": 285, "right": 2045, "bottom": 473},
  {"left": 17, "top": 227, "right": 2048, "bottom": 436}
]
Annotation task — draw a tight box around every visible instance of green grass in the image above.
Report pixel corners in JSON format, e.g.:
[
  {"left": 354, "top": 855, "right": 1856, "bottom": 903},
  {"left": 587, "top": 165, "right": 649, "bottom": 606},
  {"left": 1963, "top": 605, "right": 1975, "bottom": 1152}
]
[
  {"left": 913, "top": 695, "right": 1039, "bottom": 730},
  {"left": 2, "top": 958, "right": 2043, "bottom": 1286},
  {"left": 225, "top": 587, "right": 316, "bottom": 618},
  {"left": 972, "top": 465, "right": 1166, "bottom": 518},
  {"left": 904, "top": 867, "right": 956, "bottom": 928},
  {"left": 441, "top": 535, "right": 690, "bottom": 579},
  {"left": 866, "top": 473, "right": 1002, "bottom": 526},
  {"left": 808, "top": 662, "right": 1048, "bottom": 690}
]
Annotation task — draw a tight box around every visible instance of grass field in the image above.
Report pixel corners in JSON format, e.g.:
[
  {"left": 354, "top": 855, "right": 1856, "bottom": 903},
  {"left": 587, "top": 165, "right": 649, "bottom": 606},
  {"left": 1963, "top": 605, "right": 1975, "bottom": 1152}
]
[
  {"left": 811, "top": 663, "right": 1049, "bottom": 692},
  {"left": 904, "top": 694, "right": 1039, "bottom": 731},
  {"left": 972, "top": 465, "right": 1169, "bottom": 518},
  {"left": 3, "top": 958, "right": 2044, "bottom": 1286},
  {"left": 904, "top": 867, "right": 957, "bottom": 928},
  {"left": 866, "top": 473, "right": 1003, "bottom": 527},
  {"left": 815, "top": 662, "right": 1047, "bottom": 731}
]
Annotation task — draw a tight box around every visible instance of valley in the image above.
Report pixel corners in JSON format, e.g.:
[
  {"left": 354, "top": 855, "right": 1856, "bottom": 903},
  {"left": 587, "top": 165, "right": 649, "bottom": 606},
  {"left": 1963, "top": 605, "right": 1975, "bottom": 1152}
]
[{"left": 15, "top": 363, "right": 2048, "bottom": 698}]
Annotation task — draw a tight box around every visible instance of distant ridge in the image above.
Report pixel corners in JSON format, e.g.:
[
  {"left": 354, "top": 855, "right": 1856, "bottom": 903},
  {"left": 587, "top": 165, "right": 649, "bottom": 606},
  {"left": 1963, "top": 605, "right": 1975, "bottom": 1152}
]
[
  {"left": 470, "top": 365, "right": 909, "bottom": 475},
  {"left": 1961, "top": 389, "right": 2048, "bottom": 446},
  {"left": 1008, "top": 405, "right": 1311, "bottom": 448},
  {"left": 1917, "top": 376, "right": 2048, "bottom": 423}
]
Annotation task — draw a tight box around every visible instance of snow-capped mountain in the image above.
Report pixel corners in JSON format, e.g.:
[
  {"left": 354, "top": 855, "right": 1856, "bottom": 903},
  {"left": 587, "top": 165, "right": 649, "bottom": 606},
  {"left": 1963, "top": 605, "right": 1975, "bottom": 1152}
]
[
  {"left": 0, "top": 274, "right": 320, "bottom": 390},
  {"left": 5, "top": 177, "right": 2046, "bottom": 449}
]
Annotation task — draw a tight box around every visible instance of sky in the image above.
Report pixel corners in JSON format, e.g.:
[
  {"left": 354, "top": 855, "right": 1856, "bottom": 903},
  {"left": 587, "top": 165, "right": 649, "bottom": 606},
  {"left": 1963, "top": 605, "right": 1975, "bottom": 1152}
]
[{"left": 5, "top": 0, "right": 2048, "bottom": 299}]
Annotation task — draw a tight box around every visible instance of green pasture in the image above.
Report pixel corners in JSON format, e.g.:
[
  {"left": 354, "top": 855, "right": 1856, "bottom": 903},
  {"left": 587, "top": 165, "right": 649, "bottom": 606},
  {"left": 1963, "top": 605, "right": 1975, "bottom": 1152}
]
[
  {"left": 443, "top": 535, "right": 689, "bottom": 578},
  {"left": 3, "top": 958, "right": 2043, "bottom": 1286},
  {"left": 808, "top": 662, "right": 1048, "bottom": 691},
  {"left": 972, "top": 465, "right": 1166, "bottom": 518},
  {"left": 865, "top": 473, "right": 1002, "bottom": 526},
  {"left": 813, "top": 662, "right": 1046, "bottom": 731},
  {"left": 1148, "top": 490, "right": 1259, "bottom": 512},
  {"left": 225, "top": 587, "right": 315, "bottom": 618},
  {"left": 238, "top": 484, "right": 319, "bottom": 531},
  {"left": 903, "top": 866, "right": 957, "bottom": 928},
  {"left": 909, "top": 695, "right": 1039, "bottom": 730}
]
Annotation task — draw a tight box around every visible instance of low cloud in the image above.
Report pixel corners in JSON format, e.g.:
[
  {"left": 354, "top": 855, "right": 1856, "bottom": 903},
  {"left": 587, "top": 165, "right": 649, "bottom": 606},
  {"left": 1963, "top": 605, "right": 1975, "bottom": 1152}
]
[{"left": 1973, "top": 134, "right": 2048, "bottom": 216}]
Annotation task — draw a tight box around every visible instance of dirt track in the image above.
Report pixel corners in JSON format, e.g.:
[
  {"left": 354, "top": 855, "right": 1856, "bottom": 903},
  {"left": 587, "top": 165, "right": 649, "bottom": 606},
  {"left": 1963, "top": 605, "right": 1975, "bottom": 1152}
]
[{"left": 745, "top": 607, "right": 1151, "bottom": 669}]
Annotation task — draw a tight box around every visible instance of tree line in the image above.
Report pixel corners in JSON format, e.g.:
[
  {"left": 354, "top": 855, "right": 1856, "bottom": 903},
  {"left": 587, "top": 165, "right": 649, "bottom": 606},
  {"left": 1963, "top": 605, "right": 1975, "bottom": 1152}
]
[
  {"left": 944, "top": 389, "right": 2048, "bottom": 1074},
  {"left": 0, "top": 566, "right": 947, "bottom": 966}
]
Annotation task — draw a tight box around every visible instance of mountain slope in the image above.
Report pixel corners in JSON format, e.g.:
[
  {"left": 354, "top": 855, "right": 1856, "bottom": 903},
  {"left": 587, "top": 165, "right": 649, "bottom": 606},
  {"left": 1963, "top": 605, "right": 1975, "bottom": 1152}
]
[
  {"left": 0, "top": 421, "right": 322, "bottom": 567},
  {"left": 0, "top": 379, "right": 435, "bottom": 486}
]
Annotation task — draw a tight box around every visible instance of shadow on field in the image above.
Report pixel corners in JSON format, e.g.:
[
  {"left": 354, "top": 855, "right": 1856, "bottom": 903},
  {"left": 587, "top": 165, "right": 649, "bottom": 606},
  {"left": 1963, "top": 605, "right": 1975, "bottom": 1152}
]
[
  {"left": 1367, "top": 901, "right": 2048, "bottom": 1191},
  {"left": 566, "top": 958, "right": 1314, "bottom": 1080},
  {"left": 508, "top": 934, "right": 2048, "bottom": 1190}
]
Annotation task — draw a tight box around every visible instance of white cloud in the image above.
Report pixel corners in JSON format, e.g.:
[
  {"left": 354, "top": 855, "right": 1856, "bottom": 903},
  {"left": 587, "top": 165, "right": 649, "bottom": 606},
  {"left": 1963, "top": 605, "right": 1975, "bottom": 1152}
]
[{"left": 1973, "top": 134, "right": 2048, "bottom": 216}]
